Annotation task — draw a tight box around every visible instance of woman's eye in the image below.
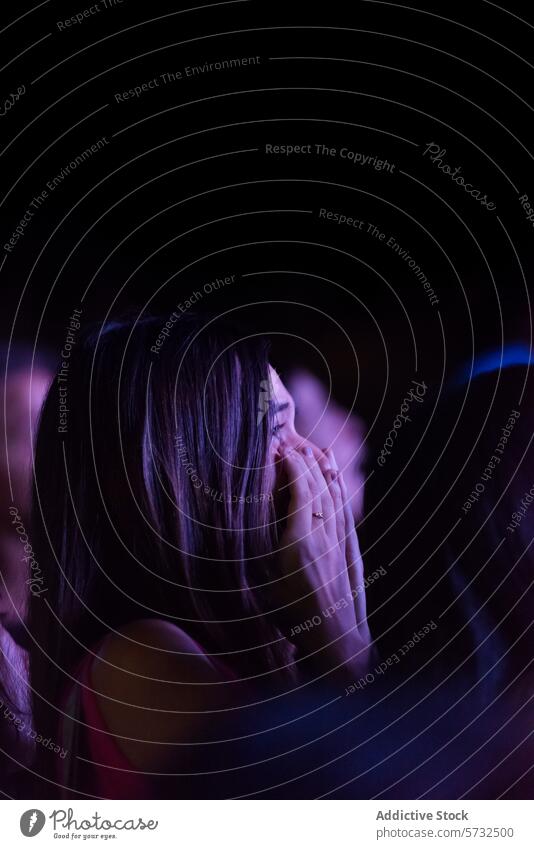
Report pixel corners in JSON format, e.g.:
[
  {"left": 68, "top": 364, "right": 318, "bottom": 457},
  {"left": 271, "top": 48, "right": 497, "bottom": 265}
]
[{"left": 272, "top": 422, "right": 285, "bottom": 436}]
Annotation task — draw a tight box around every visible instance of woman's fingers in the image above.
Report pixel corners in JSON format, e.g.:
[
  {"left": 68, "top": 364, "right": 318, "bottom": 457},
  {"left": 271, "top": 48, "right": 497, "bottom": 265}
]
[
  {"left": 301, "top": 447, "right": 327, "bottom": 531},
  {"left": 276, "top": 444, "right": 373, "bottom": 675},
  {"left": 321, "top": 451, "right": 364, "bottom": 632},
  {"left": 322, "top": 448, "right": 345, "bottom": 551},
  {"left": 280, "top": 449, "right": 314, "bottom": 536},
  {"left": 338, "top": 470, "right": 368, "bottom": 630},
  {"left": 299, "top": 446, "right": 337, "bottom": 537}
]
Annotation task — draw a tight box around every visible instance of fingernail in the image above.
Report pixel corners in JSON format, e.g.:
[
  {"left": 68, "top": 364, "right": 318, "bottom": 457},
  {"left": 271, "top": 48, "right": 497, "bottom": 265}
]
[{"left": 304, "top": 446, "right": 314, "bottom": 457}]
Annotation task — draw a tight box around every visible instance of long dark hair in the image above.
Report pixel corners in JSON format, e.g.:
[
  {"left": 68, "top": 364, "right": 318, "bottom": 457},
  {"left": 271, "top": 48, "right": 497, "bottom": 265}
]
[{"left": 29, "top": 313, "right": 292, "bottom": 774}]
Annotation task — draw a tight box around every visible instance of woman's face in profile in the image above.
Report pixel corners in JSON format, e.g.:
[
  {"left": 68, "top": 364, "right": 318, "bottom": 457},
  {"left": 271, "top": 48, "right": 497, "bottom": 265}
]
[
  {"left": 267, "top": 366, "right": 322, "bottom": 460},
  {"left": 264, "top": 366, "right": 323, "bottom": 518}
]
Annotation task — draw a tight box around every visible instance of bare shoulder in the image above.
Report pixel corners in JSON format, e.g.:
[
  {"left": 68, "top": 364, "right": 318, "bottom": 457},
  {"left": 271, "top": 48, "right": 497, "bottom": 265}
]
[
  {"left": 91, "top": 619, "right": 228, "bottom": 770},
  {"left": 93, "top": 618, "right": 219, "bottom": 682}
]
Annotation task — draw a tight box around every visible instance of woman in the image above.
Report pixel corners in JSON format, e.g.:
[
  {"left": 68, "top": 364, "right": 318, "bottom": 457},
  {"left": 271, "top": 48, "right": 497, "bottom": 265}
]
[{"left": 29, "top": 314, "right": 373, "bottom": 798}]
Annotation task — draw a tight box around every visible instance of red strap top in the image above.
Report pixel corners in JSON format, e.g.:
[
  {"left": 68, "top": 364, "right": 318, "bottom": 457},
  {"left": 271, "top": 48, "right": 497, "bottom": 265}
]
[
  {"left": 58, "top": 638, "right": 154, "bottom": 799},
  {"left": 57, "top": 631, "right": 238, "bottom": 799}
]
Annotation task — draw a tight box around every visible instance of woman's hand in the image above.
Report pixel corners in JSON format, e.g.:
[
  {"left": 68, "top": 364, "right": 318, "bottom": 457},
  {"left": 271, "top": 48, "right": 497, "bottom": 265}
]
[{"left": 275, "top": 445, "right": 374, "bottom": 682}]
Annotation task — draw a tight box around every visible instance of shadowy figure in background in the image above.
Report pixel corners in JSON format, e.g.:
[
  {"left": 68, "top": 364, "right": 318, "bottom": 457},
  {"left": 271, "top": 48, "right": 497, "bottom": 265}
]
[
  {"left": 356, "top": 351, "right": 534, "bottom": 797},
  {"left": 0, "top": 346, "right": 52, "bottom": 796}
]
